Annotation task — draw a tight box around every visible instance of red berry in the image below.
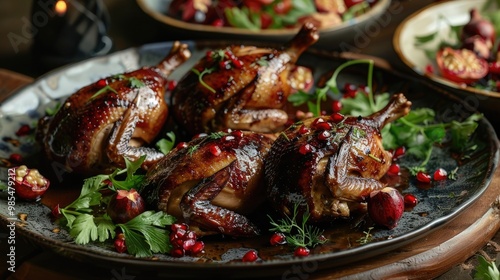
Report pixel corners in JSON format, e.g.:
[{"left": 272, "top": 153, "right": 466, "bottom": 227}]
[
  {"left": 387, "top": 163, "right": 400, "bottom": 176},
  {"left": 317, "top": 130, "right": 331, "bottom": 141},
  {"left": 298, "top": 125, "right": 310, "bottom": 135},
  {"left": 190, "top": 241, "right": 205, "bottom": 255},
  {"left": 330, "top": 112, "right": 345, "bottom": 123},
  {"left": 332, "top": 100, "right": 342, "bottom": 113},
  {"left": 176, "top": 142, "right": 188, "bottom": 149},
  {"left": 433, "top": 168, "right": 448, "bottom": 181},
  {"left": 343, "top": 83, "right": 357, "bottom": 93},
  {"left": 404, "top": 193, "right": 418, "bottom": 208},
  {"left": 182, "top": 239, "right": 196, "bottom": 251},
  {"left": 270, "top": 232, "right": 287, "bottom": 246},
  {"left": 231, "top": 130, "right": 244, "bottom": 138},
  {"left": 171, "top": 247, "right": 185, "bottom": 258},
  {"left": 416, "top": 171, "right": 431, "bottom": 184},
  {"left": 425, "top": 64, "right": 435, "bottom": 74},
  {"left": 167, "top": 80, "right": 177, "bottom": 91},
  {"left": 393, "top": 146, "right": 406, "bottom": 160},
  {"left": 299, "top": 144, "right": 312, "bottom": 155},
  {"left": 9, "top": 153, "right": 23, "bottom": 164},
  {"left": 315, "top": 121, "right": 332, "bottom": 131},
  {"left": 15, "top": 124, "right": 31, "bottom": 137},
  {"left": 209, "top": 144, "right": 222, "bottom": 156},
  {"left": 219, "top": 60, "right": 231, "bottom": 69},
  {"left": 294, "top": 246, "right": 310, "bottom": 257},
  {"left": 96, "top": 78, "right": 107, "bottom": 88},
  {"left": 232, "top": 59, "right": 243, "bottom": 68},
  {"left": 311, "top": 117, "right": 326, "bottom": 128},
  {"left": 171, "top": 223, "right": 188, "bottom": 232},
  {"left": 114, "top": 233, "right": 127, "bottom": 253},
  {"left": 242, "top": 250, "right": 259, "bottom": 262},
  {"left": 211, "top": 18, "right": 224, "bottom": 27}
]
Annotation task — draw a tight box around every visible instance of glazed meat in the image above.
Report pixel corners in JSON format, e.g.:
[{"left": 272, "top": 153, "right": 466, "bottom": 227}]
[
  {"left": 265, "top": 94, "right": 412, "bottom": 222},
  {"left": 140, "top": 131, "right": 273, "bottom": 237},
  {"left": 171, "top": 23, "right": 319, "bottom": 136},
  {"left": 36, "top": 42, "right": 191, "bottom": 175}
]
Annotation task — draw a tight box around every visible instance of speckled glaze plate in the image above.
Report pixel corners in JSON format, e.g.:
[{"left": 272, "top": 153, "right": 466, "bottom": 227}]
[{"left": 0, "top": 41, "right": 498, "bottom": 278}]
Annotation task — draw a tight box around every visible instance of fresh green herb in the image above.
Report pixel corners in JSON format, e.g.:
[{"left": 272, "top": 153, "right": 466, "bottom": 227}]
[
  {"left": 187, "top": 131, "right": 228, "bottom": 156},
  {"left": 413, "top": 14, "right": 462, "bottom": 60},
  {"left": 90, "top": 85, "right": 117, "bottom": 100},
  {"left": 268, "top": 202, "right": 327, "bottom": 249},
  {"left": 225, "top": 7, "right": 261, "bottom": 30},
  {"left": 56, "top": 156, "right": 176, "bottom": 257},
  {"left": 45, "top": 102, "right": 61, "bottom": 116},
  {"left": 155, "top": 131, "right": 176, "bottom": 154},
  {"left": 256, "top": 57, "right": 269, "bottom": 67},
  {"left": 474, "top": 255, "right": 500, "bottom": 280},
  {"left": 129, "top": 77, "right": 145, "bottom": 88},
  {"left": 448, "top": 167, "right": 459, "bottom": 180},
  {"left": 356, "top": 227, "right": 374, "bottom": 245},
  {"left": 117, "top": 211, "right": 175, "bottom": 257},
  {"left": 192, "top": 67, "right": 217, "bottom": 93},
  {"left": 289, "top": 59, "right": 375, "bottom": 117},
  {"left": 342, "top": 1, "right": 370, "bottom": 21}
]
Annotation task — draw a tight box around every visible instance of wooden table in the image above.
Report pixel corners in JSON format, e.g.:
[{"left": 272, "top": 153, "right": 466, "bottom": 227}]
[{"left": 0, "top": 67, "right": 500, "bottom": 279}]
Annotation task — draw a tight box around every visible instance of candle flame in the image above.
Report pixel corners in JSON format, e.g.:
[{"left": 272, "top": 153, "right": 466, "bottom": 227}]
[{"left": 55, "top": 0, "right": 67, "bottom": 16}]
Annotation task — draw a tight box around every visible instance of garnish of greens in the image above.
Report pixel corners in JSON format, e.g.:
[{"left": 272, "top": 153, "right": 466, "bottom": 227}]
[
  {"left": 56, "top": 156, "right": 176, "bottom": 257},
  {"left": 268, "top": 202, "right": 327, "bottom": 249},
  {"left": 90, "top": 74, "right": 146, "bottom": 100},
  {"left": 187, "top": 131, "right": 228, "bottom": 155},
  {"left": 475, "top": 255, "right": 500, "bottom": 280},
  {"left": 155, "top": 131, "right": 176, "bottom": 154},
  {"left": 288, "top": 59, "right": 482, "bottom": 171}
]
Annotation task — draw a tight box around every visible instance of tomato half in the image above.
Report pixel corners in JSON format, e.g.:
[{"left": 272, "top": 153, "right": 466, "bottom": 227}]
[{"left": 435, "top": 47, "right": 488, "bottom": 85}]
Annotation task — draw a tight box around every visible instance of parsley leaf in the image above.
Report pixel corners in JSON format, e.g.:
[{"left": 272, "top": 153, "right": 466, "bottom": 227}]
[
  {"left": 117, "top": 211, "right": 175, "bottom": 257},
  {"left": 156, "top": 131, "right": 176, "bottom": 154},
  {"left": 474, "top": 255, "right": 500, "bottom": 280},
  {"left": 192, "top": 67, "right": 217, "bottom": 93}
]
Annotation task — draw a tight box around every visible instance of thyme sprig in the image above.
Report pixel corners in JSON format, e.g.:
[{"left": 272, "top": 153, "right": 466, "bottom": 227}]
[{"left": 268, "top": 202, "right": 327, "bottom": 249}]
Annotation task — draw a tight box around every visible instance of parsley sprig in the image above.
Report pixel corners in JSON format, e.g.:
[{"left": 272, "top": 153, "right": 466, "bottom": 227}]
[
  {"left": 187, "top": 131, "right": 228, "bottom": 155},
  {"left": 268, "top": 202, "right": 327, "bottom": 249},
  {"left": 56, "top": 156, "right": 176, "bottom": 257},
  {"left": 289, "top": 59, "right": 482, "bottom": 170}
]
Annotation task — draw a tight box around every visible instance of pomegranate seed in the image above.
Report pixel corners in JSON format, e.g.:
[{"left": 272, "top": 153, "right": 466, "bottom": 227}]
[
  {"left": 167, "top": 80, "right": 177, "bottom": 91},
  {"left": 270, "top": 232, "right": 287, "bottom": 245},
  {"left": 343, "top": 83, "right": 357, "bottom": 92},
  {"left": 330, "top": 112, "right": 344, "bottom": 123},
  {"left": 174, "top": 228, "right": 187, "bottom": 239},
  {"left": 209, "top": 144, "right": 222, "bottom": 156},
  {"left": 222, "top": 135, "right": 235, "bottom": 141},
  {"left": 96, "top": 78, "right": 107, "bottom": 88},
  {"left": 294, "top": 246, "right": 310, "bottom": 257},
  {"left": 51, "top": 204, "right": 61, "bottom": 218},
  {"left": 315, "top": 121, "right": 332, "bottom": 131},
  {"left": 231, "top": 130, "right": 244, "bottom": 138},
  {"left": 416, "top": 171, "right": 431, "bottom": 184},
  {"left": 176, "top": 142, "right": 188, "bottom": 149},
  {"left": 182, "top": 239, "right": 196, "bottom": 251},
  {"left": 298, "top": 125, "right": 310, "bottom": 135},
  {"left": 404, "top": 193, "right": 418, "bottom": 208},
  {"left": 15, "top": 124, "right": 31, "bottom": 137},
  {"left": 317, "top": 130, "right": 331, "bottom": 141},
  {"left": 311, "top": 117, "right": 326, "bottom": 127},
  {"left": 9, "top": 153, "right": 23, "bottom": 164},
  {"left": 393, "top": 146, "right": 406, "bottom": 160},
  {"left": 358, "top": 85, "right": 370, "bottom": 94},
  {"left": 211, "top": 18, "right": 224, "bottom": 27},
  {"left": 332, "top": 100, "right": 342, "bottom": 113},
  {"left": 184, "top": 231, "right": 197, "bottom": 240},
  {"left": 206, "top": 50, "right": 214, "bottom": 59},
  {"left": 114, "top": 233, "right": 127, "bottom": 253},
  {"left": 433, "top": 168, "right": 448, "bottom": 181},
  {"left": 242, "top": 250, "right": 259, "bottom": 262},
  {"left": 299, "top": 144, "right": 312, "bottom": 155},
  {"left": 387, "top": 163, "right": 400, "bottom": 176},
  {"left": 171, "top": 248, "right": 185, "bottom": 258},
  {"left": 190, "top": 241, "right": 205, "bottom": 254},
  {"left": 425, "top": 64, "right": 435, "bottom": 74},
  {"left": 219, "top": 60, "right": 231, "bottom": 69},
  {"left": 173, "top": 238, "right": 184, "bottom": 248},
  {"left": 193, "top": 133, "right": 207, "bottom": 139},
  {"left": 171, "top": 223, "right": 188, "bottom": 232},
  {"left": 232, "top": 59, "right": 243, "bottom": 68}
]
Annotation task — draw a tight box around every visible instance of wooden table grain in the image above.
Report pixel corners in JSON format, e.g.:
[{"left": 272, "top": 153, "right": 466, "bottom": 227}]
[{"left": 1, "top": 68, "right": 500, "bottom": 279}]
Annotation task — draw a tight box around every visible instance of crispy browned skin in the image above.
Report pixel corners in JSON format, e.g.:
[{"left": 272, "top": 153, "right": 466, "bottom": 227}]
[
  {"left": 171, "top": 23, "right": 319, "bottom": 136},
  {"left": 36, "top": 42, "right": 191, "bottom": 175},
  {"left": 141, "top": 131, "right": 273, "bottom": 237},
  {"left": 265, "top": 93, "right": 412, "bottom": 222}
]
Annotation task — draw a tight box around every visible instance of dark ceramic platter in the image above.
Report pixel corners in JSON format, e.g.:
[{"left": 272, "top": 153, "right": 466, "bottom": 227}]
[{"left": 0, "top": 41, "right": 498, "bottom": 278}]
